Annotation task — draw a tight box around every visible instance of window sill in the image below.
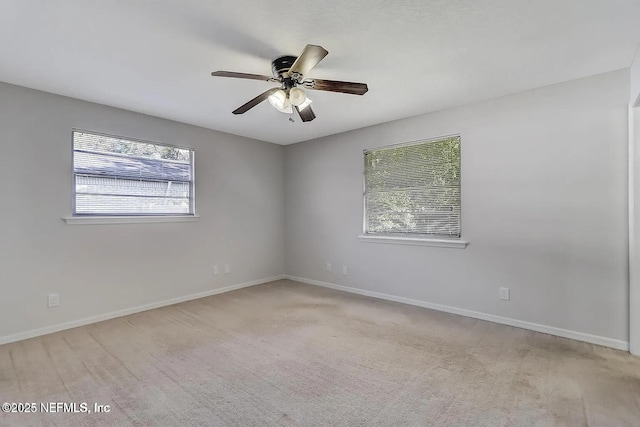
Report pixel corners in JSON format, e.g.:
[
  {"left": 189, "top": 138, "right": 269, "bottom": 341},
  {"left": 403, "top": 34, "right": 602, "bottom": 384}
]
[
  {"left": 358, "top": 234, "right": 468, "bottom": 249},
  {"left": 62, "top": 215, "right": 200, "bottom": 225}
]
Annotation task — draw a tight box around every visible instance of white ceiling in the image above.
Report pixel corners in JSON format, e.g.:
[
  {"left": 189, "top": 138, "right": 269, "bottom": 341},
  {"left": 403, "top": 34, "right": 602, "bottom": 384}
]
[{"left": 1, "top": 1, "right": 640, "bottom": 145}]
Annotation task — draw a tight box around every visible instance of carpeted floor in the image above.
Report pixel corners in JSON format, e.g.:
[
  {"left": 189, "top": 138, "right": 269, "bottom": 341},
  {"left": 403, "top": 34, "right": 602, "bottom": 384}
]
[{"left": 1, "top": 279, "right": 639, "bottom": 426}]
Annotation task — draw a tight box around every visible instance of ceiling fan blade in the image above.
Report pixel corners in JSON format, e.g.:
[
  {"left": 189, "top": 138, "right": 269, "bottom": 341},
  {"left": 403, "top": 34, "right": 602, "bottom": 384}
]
[
  {"left": 232, "top": 88, "right": 280, "bottom": 115},
  {"left": 289, "top": 45, "right": 328, "bottom": 77},
  {"left": 306, "top": 79, "right": 368, "bottom": 95},
  {"left": 212, "top": 71, "right": 277, "bottom": 82},
  {"left": 295, "top": 105, "right": 316, "bottom": 122}
]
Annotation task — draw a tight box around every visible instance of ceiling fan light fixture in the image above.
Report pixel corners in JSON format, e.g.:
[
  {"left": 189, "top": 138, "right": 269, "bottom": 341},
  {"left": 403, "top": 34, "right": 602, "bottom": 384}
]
[
  {"left": 268, "top": 89, "right": 293, "bottom": 113},
  {"left": 277, "top": 98, "right": 293, "bottom": 114},
  {"left": 289, "top": 87, "right": 307, "bottom": 106},
  {"left": 268, "top": 89, "right": 286, "bottom": 109}
]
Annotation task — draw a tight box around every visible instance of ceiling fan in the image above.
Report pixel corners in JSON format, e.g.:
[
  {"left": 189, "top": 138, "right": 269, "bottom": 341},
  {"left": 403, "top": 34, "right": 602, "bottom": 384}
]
[{"left": 211, "top": 44, "right": 368, "bottom": 122}]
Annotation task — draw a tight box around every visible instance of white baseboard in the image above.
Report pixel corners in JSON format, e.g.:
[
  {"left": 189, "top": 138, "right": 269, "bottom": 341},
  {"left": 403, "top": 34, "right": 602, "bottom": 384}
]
[
  {"left": 0, "top": 275, "right": 286, "bottom": 346},
  {"left": 286, "top": 275, "right": 630, "bottom": 352}
]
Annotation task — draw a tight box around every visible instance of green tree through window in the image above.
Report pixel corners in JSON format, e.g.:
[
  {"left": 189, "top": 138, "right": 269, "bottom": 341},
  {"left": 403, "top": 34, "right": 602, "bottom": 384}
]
[{"left": 364, "top": 135, "right": 461, "bottom": 238}]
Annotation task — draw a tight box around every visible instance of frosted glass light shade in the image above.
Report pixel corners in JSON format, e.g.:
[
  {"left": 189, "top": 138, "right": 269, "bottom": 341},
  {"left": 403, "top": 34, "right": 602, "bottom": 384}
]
[
  {"left": 268, "top": 89, "right": 293, "bottom": 113},
  {"left": 268, "top": 89, "right": 286, "bottom": 109},
  {"left": 278, "top": 98, "right": 292, "bottom": 114},
  {"left": 289, "top": 87, "right": 307, "bottom": 106}
]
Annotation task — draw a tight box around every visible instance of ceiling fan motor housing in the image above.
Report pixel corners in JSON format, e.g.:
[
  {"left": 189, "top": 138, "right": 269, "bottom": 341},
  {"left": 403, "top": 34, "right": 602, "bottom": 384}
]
[{"left": 271, "top": 55, "right": 297, "bottom": 78}]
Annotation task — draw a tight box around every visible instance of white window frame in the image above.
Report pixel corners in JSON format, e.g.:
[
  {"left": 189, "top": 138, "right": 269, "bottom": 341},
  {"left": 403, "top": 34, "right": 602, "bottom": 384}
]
[
  {"left": 359, "top": 134, "right": 468, "bottom": 248},
  {"left": 63, "top": 129, "right": 199, "bottom": 225}
]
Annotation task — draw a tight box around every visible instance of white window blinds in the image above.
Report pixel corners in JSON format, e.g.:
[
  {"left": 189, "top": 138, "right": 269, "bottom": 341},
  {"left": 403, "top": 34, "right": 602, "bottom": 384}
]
[
  {"left": 73, "top": 131, "right": 194, "bottom": 215},
  {"left": 364, "top": 135, "right": 461, "bottom": 238}
]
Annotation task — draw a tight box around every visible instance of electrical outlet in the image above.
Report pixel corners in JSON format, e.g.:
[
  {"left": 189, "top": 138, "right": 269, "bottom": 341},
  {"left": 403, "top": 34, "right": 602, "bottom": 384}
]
[
  {"left": 48, "top": 293, "right": 60, "bottom": 308},
  {"left": 326, "top": 263, "right": 332, "bottom": 272},
  {"left": 224, "top": 264, "right": 230, "bottom": 274},
  {"left": 499, "top": 287, "right": 510, "bottom": 301},
  {"left": 213, "top": 265, "right": 219, "bottom": 276},
  {"left": 342, "top": 266, "right": 348, "bottom": 276}
]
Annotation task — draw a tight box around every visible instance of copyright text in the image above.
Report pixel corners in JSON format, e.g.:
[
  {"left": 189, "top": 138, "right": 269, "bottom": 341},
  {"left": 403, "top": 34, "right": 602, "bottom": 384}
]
[{"left": 2, "top": 402, "right": 111, "bottom": 414}]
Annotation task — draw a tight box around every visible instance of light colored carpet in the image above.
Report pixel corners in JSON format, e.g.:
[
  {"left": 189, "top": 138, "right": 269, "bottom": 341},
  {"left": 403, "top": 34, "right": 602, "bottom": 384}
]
[{"left": 1, "top": 279, "right": 639, "bottom": 426}]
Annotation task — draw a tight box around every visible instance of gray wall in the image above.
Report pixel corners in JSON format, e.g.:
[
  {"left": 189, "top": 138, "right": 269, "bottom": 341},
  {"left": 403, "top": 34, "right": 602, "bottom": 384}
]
[
  {"left": 631, "top": 46, "right": 640, "bottom": 106},
  {"left": 284, "top": 69, "right": 629, "bottom": 342},
  {"left": 629, "top": 45, "right": 640, "bottom": 354},
  {"left": 0, "top": 82, "right": 284, "bottom": 339},
  {"left": 631, "top": 106, "right": 640, "bottom": 354}
]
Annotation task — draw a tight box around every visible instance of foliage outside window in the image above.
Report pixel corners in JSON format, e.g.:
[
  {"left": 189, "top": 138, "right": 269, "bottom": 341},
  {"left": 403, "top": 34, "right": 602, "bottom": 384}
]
[
  {"left": 364, "top": 135, "right": 461, "bottom": 238},
  {"left": 73, "top": 131, "right": 194, "bottom": 216}
]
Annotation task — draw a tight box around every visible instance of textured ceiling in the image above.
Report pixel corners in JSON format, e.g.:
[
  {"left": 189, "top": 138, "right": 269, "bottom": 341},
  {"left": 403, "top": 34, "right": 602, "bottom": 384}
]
[{"left": 1, "top": 1, "right": 640, "bottom": 145}]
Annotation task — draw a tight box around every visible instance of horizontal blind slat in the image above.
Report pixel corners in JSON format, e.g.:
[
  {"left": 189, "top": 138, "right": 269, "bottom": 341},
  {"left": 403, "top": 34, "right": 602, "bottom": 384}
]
[
  {"left": 76, "top": 195, "right": 190, "bottom": 215},
  {"left": 74, "top": 151, "right": 191, "bottom": 182}
]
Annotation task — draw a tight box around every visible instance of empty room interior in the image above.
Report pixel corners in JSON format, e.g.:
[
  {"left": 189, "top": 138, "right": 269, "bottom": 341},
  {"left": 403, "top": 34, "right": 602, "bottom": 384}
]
[{"left": 2, "top": 1, "right": 640, "bottom": 425}]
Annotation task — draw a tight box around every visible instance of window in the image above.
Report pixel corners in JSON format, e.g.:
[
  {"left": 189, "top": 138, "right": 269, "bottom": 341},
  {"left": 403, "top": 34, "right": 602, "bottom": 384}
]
[
  {"left": 72, "top": 130, "right": 194, "bottom": 216},
  {"left": 363, "top": 135, "right": 461, "bottom": 239}
]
